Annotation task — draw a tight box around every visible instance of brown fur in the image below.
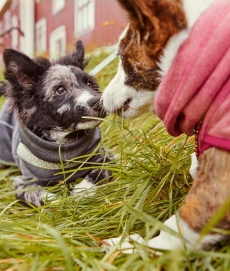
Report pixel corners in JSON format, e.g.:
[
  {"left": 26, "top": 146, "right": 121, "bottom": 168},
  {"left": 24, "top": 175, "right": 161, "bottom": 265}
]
[
  {"left": 180, "top": 148, "right": 230, "bottom": 232},
  {"left": 118, "top": 0, "right": 187, "bottom": 59},
  {"left": 119, "top": 27, "right": 160, "bottom": 91},
  {"left": 117, "top": 0, "right": 187, "bottom": 92}
]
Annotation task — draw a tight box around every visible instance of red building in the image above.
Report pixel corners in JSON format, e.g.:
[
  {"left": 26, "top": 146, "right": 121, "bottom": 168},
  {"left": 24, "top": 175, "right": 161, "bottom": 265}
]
[{"left": 0, "top": 0, "right": 127, "bottom": 65}]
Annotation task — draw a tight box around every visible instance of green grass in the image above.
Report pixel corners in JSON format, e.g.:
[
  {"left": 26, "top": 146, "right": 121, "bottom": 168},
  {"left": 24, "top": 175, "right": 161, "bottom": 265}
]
[{"left": 0, "top": 52, "right": 230, "bottom": 271}]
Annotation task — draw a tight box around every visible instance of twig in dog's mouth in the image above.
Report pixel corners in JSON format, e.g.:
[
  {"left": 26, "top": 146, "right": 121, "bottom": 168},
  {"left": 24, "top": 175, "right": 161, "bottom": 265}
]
[{"left": 78, "top": 119, "right": 102, "bottom": 130}]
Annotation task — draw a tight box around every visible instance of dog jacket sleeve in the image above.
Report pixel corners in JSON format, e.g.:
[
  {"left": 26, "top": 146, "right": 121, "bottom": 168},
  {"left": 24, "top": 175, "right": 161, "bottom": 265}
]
[
  {"left": 0, "top": 100, "right": 18, "bottom": 166},
  {"left": 0, "top": 100, "right": 39, "bottom": 179}
]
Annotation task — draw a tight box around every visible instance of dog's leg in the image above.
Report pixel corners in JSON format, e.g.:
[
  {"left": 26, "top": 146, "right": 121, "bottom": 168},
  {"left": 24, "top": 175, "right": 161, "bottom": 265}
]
[
  {"left": 12, "top": 176, "right": 54, "bottom": 207},
  {"left": 72, "top": 151, "right": 112, "bottom": 196},
  {"left": 103, "top": 148, "right": 229, "bottom": 253},
  {"left": 72, "top": 167, "right": 111, "bottom": 195},
  {"left": 178, "top": 147, "right": 230, "bottom": 249}
]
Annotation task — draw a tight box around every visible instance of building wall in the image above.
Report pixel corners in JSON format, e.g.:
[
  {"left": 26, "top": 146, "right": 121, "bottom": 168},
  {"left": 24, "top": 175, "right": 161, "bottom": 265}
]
[
  {"left": 0, "top": 0, "right": 127, "bottom": 63},
  {"left": 78, "top": 0, "right": 127, "bottom": 50},
  {"left": 35, "top": 0, "right": 75, "bottom": 57},
  {"left": 0, "top": 0, "right": 22, "bottom": 65}
]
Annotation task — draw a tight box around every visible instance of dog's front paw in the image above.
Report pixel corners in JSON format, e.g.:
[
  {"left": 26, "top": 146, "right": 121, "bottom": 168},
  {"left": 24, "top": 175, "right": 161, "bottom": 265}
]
[
  {"left": 42, "top": 191, "right": 60, "bottom": 205},
  {"left": 146, "top": 215, "right": 184, "bottom": 252},
  {"left": 103, "top": 234, "right": 145, "bottom": 254},
  {"left": 72, "top": 176, "right": 95, "bottom": 197},
  {"left": 11, "top": 176, "right": 46, "bottom": 207},
  {"left": 102, "top": 215, "right": 186, "bottom": 255},
  {"left": 146, "top": 231, "right": 183, "bottom": 252}
]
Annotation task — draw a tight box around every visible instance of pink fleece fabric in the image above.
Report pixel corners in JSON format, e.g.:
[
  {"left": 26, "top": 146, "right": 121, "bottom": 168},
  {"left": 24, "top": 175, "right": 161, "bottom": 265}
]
[{"left": 155, "top": 0, "right": 230, "bottom": 155}]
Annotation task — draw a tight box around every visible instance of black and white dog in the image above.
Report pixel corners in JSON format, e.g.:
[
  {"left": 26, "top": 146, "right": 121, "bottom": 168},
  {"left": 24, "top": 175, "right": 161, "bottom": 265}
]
[{"left": 0, "top": 41, "right": 111, "bottom": 207}]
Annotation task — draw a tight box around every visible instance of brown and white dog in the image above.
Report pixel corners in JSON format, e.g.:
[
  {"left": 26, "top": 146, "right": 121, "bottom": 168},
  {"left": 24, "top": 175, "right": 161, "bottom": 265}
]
[{"left": 102, "top": 0, "right": 230, "bottom": 252}]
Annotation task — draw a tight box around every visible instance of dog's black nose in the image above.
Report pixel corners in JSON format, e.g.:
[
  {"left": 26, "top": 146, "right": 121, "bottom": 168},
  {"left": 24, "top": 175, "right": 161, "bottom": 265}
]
[{"left": 87, "top": 96, "right": 100, "bottom": 107}]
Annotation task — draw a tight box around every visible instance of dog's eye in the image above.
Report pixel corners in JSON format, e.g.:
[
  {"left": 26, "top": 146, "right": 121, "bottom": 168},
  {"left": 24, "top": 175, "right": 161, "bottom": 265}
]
[
  {"left": 56, "top": 86, "right": 66, "bottom": 94},
  {"left": 87, "top": 81, "right": 92, "bottom": 88}
]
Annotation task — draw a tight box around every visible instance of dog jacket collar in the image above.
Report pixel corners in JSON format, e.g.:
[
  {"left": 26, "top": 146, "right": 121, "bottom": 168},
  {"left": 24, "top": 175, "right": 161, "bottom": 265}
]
[
  {"left": 17, "top": 142, "right": 80, "bottom": 170},
  {"left": 155, "top": 0, "right": 230, "bottom": 156},
  {"left": 17, "top": 123, "right": 101, "bottom": 184}
]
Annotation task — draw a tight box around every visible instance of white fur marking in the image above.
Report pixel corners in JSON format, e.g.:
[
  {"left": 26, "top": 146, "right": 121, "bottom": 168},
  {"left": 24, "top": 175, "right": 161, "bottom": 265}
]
[
  {"left": 57, "top": 103, "right": 71, "bottom": 114},
  {"left": 49, "top": 129, "right": 71, "bottom": 143},
  {"left": 103, "top": 214, "right": 224, "bottom": 254},
  {"left": 102, "top": 61, "right": 155, "bottom": 119},
  {"left": 103, "top": 234, "right": 144, "bottom": 254},
  {"left": 76, "top": 92, "right": 93, "bottom": 107},
  {"left": 189, "top": 152, "right": 199, "bottom": 179},
  {"left": 42, "top": 192, "right": 60, "bottom": 204},
  {"left": 72, "top": 178, "right": 95, "bottom": 197}
]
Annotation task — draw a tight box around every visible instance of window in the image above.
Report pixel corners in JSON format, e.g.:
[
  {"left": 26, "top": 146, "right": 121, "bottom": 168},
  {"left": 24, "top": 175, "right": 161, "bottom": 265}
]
[
  {"left": 11, "top": 15, "right": 18, "bottom": 49},
  {"left": 75, "top": 0, "right": 95, "bottom": 36},
  {"left": 36, "top": 18, "right": 46, "bottom": 54},
  {"left": 52, "top": 0, "right": 65, "bottom": 15},
  {"left": 49, "top": 25, "right": 66, "bottom": 59},
  {"left": 4, "top": 10, "right": 11, "bottom": 31}
]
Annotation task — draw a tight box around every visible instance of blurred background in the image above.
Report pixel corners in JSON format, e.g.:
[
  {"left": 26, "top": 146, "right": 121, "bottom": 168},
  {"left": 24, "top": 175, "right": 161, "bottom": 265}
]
[{"left": 0, "top": 0, "right": 128, "bottom": 67}]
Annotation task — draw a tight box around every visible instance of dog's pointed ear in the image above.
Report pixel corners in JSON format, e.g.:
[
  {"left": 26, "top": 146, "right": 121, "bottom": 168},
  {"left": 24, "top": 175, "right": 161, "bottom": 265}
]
[
  {"left": 72, "top": 40, "right": 86, "bottom": 69},
  {"left": 118, "top": 0, "right": 146, "bottom": 33},
  {"left": 3, "top": 49, "right": 50, "bottom": 88},
  {"left": 118, "top": 0, "right": 187, "bottom": 55},
  {"left": 55, "top": 40, "right": 86, "bottom": 69},
  {"left": 118, "top": 0, "right": 186, "bottom": 32},
  {"left": 68, "top": 40, "right": 87, "bottom": 69}
]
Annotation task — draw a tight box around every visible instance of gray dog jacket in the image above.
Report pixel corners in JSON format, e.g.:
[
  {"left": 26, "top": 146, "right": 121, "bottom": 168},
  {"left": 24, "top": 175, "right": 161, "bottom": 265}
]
[{"left": 0, "top": 100, "right": 101, "bottom": 186}]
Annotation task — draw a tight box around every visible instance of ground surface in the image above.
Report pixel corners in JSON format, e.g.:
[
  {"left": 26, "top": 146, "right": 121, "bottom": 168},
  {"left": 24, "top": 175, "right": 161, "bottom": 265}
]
[{"left": 0, "top": 53, "right": 230, "bottom": 271}]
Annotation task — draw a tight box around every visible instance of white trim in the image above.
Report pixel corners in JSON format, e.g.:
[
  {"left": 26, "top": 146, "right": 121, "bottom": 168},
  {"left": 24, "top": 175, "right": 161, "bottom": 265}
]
[
  {"left": 35, "top": 17, "right": 47, "bottom": 54},
  {"left": 52, "top": 0, "right": 65, "bottom": 15},
  {"left": 19, "top": 0, "right": 34, "bottom": 58},
  {"left": 11, "top": 15, "right": 18, "bottom": 49},
  {"left": 74, "top": 0, "right": 95, "bottom": 37},
  {"left": 4, "top": 10, "right": 11, "bottom": 31},
  {"left": 49, "top": 25, "right": 66, "bottom": 60}
]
